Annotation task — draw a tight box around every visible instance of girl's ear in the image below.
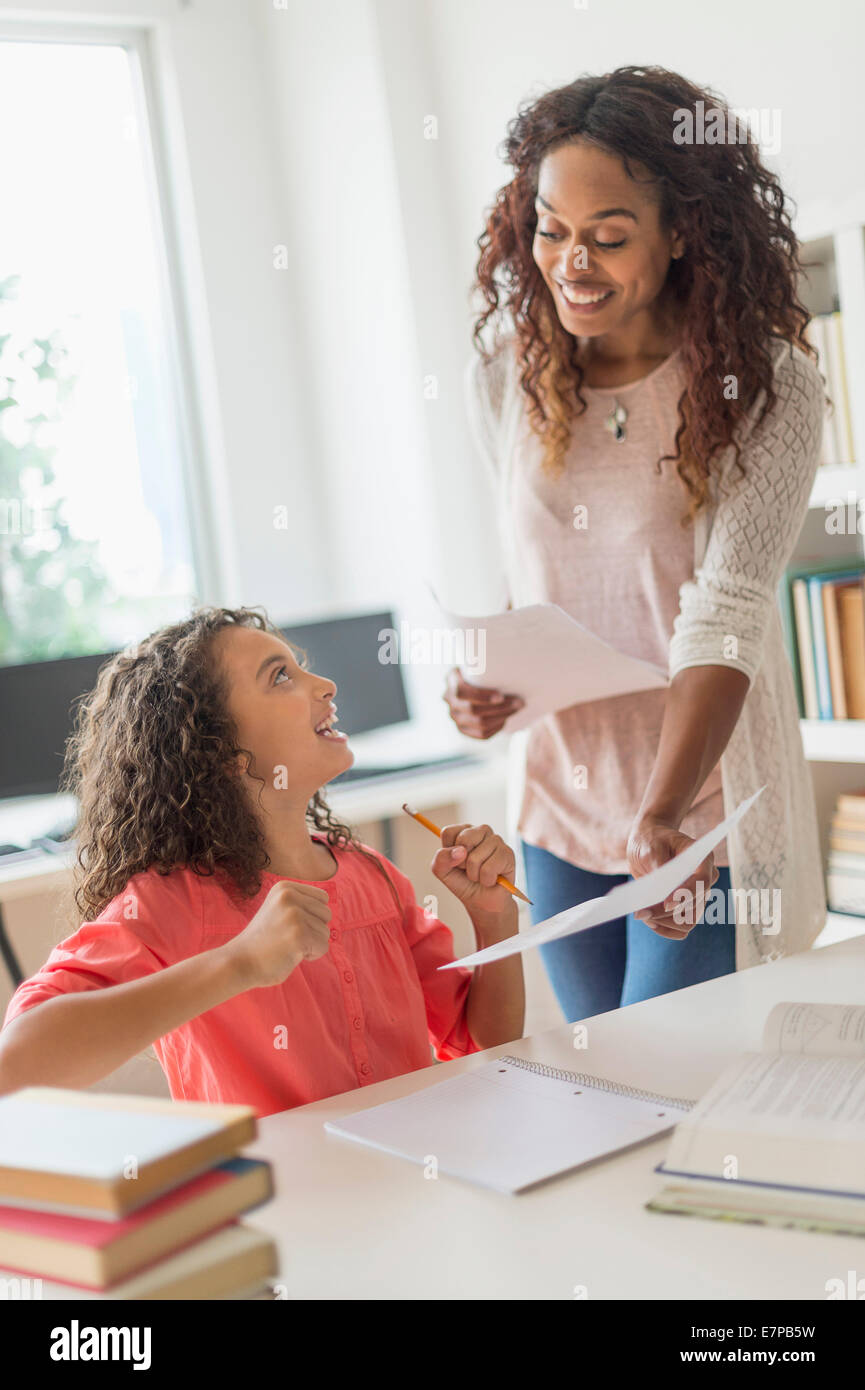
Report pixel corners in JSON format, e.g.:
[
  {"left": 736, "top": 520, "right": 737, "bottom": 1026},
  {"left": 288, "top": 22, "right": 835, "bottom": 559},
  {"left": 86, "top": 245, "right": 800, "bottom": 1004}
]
[
  {"left": 228, "top": 749, "right": 253, "bottom": 778},
  {"left": 670, "top": 229, "right": 686, "bottom": 260}
]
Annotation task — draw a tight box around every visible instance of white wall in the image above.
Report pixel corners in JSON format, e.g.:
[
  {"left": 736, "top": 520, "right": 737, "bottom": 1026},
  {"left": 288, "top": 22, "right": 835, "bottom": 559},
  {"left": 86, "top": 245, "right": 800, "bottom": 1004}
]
[
  {"left": 256, "top": 0, "right": 438, "bottom": 606},
  {"left": 251, "top": 0, "right": 464, "bottom": 727},
  {"left": 150, "top": 0, "right": 332, "bottom": 615},
  {"left": 411, "top": 0, "right": 862, "bottom": 305}
]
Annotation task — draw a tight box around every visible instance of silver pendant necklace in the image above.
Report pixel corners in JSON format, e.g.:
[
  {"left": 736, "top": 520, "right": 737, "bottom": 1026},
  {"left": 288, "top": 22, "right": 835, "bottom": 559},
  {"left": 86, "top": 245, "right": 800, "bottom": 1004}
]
[
  {"left": 601, "top": 374, "right": 657, "bottom": 443},
  {"left": 604, "top": 401, "right": 629, "bottom": 443},
  {"left": 589, "top": 347, "right": 669, "bottom": 443}
]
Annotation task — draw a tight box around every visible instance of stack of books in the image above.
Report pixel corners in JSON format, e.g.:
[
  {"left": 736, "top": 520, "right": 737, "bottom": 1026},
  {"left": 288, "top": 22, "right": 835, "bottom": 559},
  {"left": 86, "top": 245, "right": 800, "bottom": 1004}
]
[
  {"left": 806, "top": 311, "right": 855, "bottom": 467},
  {"left": 0, "top": 1088, "right": 277, "bottom": 1299},
  {"left": 779, "top": 558, "right": 865, "bottom": 718},
  {"left": 647, "top": 1001, "right": 865, "bottom": 1236},
  {"left": 827, "top": 790, "right": 865, "bottom": 917}
]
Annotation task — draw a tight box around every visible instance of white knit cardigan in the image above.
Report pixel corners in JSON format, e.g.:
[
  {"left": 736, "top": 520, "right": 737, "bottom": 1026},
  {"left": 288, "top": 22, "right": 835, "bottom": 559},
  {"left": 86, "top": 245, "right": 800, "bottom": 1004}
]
[{"left": 464, "top": 335, "right": 827, "bottom": 969}]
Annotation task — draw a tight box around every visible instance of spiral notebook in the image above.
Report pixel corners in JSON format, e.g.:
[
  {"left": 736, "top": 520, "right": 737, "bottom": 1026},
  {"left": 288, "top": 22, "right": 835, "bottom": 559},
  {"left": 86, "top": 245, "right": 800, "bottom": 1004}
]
[{"left": 324, "top": 1056, "right": 694, "bottom": 1194}]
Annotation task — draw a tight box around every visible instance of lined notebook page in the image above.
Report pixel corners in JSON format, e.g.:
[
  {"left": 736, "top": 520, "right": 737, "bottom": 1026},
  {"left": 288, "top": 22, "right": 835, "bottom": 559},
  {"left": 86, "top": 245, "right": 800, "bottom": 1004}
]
[{"left": 324, "top": 1058, "right": 691, "bottom": 1194}]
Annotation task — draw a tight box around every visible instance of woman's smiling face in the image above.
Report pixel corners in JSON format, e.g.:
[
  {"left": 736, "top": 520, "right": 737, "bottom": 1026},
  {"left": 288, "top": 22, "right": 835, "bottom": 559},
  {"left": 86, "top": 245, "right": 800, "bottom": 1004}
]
[
  {"left": 214, "top": 624, "right": 354, "bottom": 802},
  {"left": 532, "top": 139, "right": 684, "bottom": 340}
]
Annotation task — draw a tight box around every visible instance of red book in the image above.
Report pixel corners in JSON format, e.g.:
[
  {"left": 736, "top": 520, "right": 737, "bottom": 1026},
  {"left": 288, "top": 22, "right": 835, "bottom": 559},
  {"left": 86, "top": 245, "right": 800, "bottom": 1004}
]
[{"left": 0, "top": 1157, "right": 272, "bottom": 1289}]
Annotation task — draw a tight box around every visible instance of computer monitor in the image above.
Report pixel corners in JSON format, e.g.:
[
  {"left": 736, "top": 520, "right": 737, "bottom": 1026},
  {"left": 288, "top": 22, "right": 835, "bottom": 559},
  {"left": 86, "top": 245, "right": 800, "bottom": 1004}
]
[
  {"left": 0, "top": 649, "right": 116, "bottom": 800},
  {"left": 0, "top": 611, "right": 409, "bottom": 800}
]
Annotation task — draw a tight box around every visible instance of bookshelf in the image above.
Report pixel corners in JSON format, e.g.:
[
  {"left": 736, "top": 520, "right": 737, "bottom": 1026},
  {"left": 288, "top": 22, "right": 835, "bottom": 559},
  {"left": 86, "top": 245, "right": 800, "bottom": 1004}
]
[{"left": 790, "top": 203, "right": 865, "bottom": 939}]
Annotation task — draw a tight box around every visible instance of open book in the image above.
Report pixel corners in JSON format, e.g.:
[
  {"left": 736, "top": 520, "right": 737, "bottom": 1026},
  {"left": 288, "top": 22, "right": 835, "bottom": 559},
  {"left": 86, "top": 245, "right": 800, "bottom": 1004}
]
[{"left": 648, "top": 1002, "right": 865, "bottom": 1236}]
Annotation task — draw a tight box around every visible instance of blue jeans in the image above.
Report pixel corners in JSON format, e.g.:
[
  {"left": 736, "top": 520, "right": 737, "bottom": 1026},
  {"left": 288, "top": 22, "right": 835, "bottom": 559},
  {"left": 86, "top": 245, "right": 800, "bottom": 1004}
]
[{"left": 521, "top": 839, "right": 736, "bottom": 1023}]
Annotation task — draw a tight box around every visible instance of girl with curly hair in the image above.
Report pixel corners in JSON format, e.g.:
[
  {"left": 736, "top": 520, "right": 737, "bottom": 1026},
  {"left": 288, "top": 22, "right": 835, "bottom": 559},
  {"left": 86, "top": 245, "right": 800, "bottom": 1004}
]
[
  {"left": 0, "top": 608, "right": 524, "bottom": 1115},
  {"left": 444, "top": 66, "right": 826, "bottom": 1021}
]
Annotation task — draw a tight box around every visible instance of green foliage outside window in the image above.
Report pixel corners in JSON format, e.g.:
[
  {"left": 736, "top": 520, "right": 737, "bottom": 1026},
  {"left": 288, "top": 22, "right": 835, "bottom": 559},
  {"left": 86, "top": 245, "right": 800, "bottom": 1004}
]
[{"left": 0, "top": 273, "right": 111, "bottom": 664}]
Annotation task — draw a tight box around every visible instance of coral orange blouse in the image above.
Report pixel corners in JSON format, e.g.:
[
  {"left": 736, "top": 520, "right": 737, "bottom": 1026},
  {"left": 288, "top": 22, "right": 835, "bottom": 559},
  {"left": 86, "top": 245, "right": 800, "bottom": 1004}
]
[{"left": 2, "top": 838, "right": 482, "bottom": 1117}]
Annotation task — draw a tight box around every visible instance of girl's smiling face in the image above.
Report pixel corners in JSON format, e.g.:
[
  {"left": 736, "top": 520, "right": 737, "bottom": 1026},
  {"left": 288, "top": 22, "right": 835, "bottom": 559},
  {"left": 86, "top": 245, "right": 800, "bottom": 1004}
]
[
  {"left": 214, "top": 624, "right": 354, "bottom": 804},
  {"left": 532, "top": 139, "right": 684, "bottom": 341}
]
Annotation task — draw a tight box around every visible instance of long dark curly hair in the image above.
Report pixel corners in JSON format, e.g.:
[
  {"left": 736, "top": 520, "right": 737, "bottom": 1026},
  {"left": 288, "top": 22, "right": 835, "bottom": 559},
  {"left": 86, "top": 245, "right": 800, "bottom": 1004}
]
[
  {"left": 473, "top": 65, "right": 823, "bottom": 521},
  {"left": 63, "top": 606, "right": 376, "bottom": 922}
]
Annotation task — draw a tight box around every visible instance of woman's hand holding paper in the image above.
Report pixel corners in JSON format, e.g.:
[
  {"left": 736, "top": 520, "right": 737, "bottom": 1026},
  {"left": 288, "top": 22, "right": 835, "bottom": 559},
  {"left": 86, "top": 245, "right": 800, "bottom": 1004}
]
[
  {"left": 443, "top": 667, "right": 524, "bottom": 739},
  {"left": 626, "top": 818, "right": 719, "bottom": 940}
]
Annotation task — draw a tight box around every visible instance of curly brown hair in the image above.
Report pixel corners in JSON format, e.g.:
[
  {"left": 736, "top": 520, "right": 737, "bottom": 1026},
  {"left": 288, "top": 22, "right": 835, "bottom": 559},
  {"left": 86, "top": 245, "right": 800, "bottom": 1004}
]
[
  {"left": 473, "top": 65, "right": 823, "bottom": 521},
  {"left": 63, "top": 606, "right": 377, "bottom": 922}
]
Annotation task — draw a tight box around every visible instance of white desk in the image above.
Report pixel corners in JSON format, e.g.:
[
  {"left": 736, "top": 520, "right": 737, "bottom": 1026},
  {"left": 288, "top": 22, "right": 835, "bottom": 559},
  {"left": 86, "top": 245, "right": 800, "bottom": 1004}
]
[{"left": 245, "top": 933, "right": 865, "bottom": 1301}]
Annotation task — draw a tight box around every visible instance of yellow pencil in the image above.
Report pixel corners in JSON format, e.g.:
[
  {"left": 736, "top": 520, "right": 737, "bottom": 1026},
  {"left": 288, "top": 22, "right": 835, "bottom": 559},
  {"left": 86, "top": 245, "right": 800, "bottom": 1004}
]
[{"left": 401, "top": 803, "right": 533, "bottom": 905}]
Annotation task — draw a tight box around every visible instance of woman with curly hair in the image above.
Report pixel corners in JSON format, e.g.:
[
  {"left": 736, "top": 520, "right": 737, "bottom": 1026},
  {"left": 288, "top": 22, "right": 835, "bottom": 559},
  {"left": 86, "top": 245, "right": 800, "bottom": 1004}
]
[
  {"left": 0, "top": 608, "right": 524, "bottom": 1115},
  {"left": 444, "top": 66, "right": 826, "bottom": 1022}
]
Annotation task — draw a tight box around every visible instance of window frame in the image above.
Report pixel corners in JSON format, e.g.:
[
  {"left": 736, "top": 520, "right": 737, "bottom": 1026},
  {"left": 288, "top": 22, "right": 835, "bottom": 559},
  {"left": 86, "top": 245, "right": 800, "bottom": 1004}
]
[{"left": 0, "top": 14, "right": 224, "bottom": 608}]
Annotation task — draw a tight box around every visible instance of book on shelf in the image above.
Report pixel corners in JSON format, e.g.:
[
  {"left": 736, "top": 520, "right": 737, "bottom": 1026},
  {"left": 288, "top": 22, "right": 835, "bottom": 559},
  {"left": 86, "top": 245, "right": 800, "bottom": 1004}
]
[
  {"left": 836, "top": 790, "right": 865, "bottom": 817},
  {"left": 647, "top": 1002, "right": 865, "bottom": 1237},
  {"left": 0, "top": 1088, "right": 278, "bottom": 1298},
  {"left": 778, "top": 558, "right": 865, "bottom": 719},
  {"left": 805, "top": 311, "right": 855, "bottom": 469},
  {"left": 827, "top": 788, "right": 865, "bottom": 917}
]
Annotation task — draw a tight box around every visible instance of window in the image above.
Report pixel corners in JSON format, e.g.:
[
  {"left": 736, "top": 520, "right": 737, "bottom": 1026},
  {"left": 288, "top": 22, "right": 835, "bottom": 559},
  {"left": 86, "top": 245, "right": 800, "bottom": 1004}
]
[{"left": 0, "top": 35, "right": 199, "bottom": 664}]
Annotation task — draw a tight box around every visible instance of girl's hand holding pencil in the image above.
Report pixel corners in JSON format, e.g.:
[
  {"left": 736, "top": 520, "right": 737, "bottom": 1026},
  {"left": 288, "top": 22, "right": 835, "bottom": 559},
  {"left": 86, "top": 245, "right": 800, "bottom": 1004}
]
[{"left": 403, "top": 806, "right": 530, "bottom": 920}]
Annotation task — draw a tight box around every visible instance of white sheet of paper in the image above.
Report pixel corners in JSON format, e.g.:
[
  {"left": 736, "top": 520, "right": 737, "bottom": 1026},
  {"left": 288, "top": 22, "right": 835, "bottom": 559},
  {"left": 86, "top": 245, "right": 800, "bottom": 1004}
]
[
  {"left": 440, "top": 786, "right": 765, "bottom": 970},
  {"left": 438, "top": 600, "right": 667, "bottom": 731}
]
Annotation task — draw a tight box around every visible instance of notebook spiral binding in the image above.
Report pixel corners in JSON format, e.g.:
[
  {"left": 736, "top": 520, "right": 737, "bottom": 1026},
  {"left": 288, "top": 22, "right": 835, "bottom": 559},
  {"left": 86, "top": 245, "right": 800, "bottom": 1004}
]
[{"left": 501, "top": 1054, "right": 695, "bottom": 1111}]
